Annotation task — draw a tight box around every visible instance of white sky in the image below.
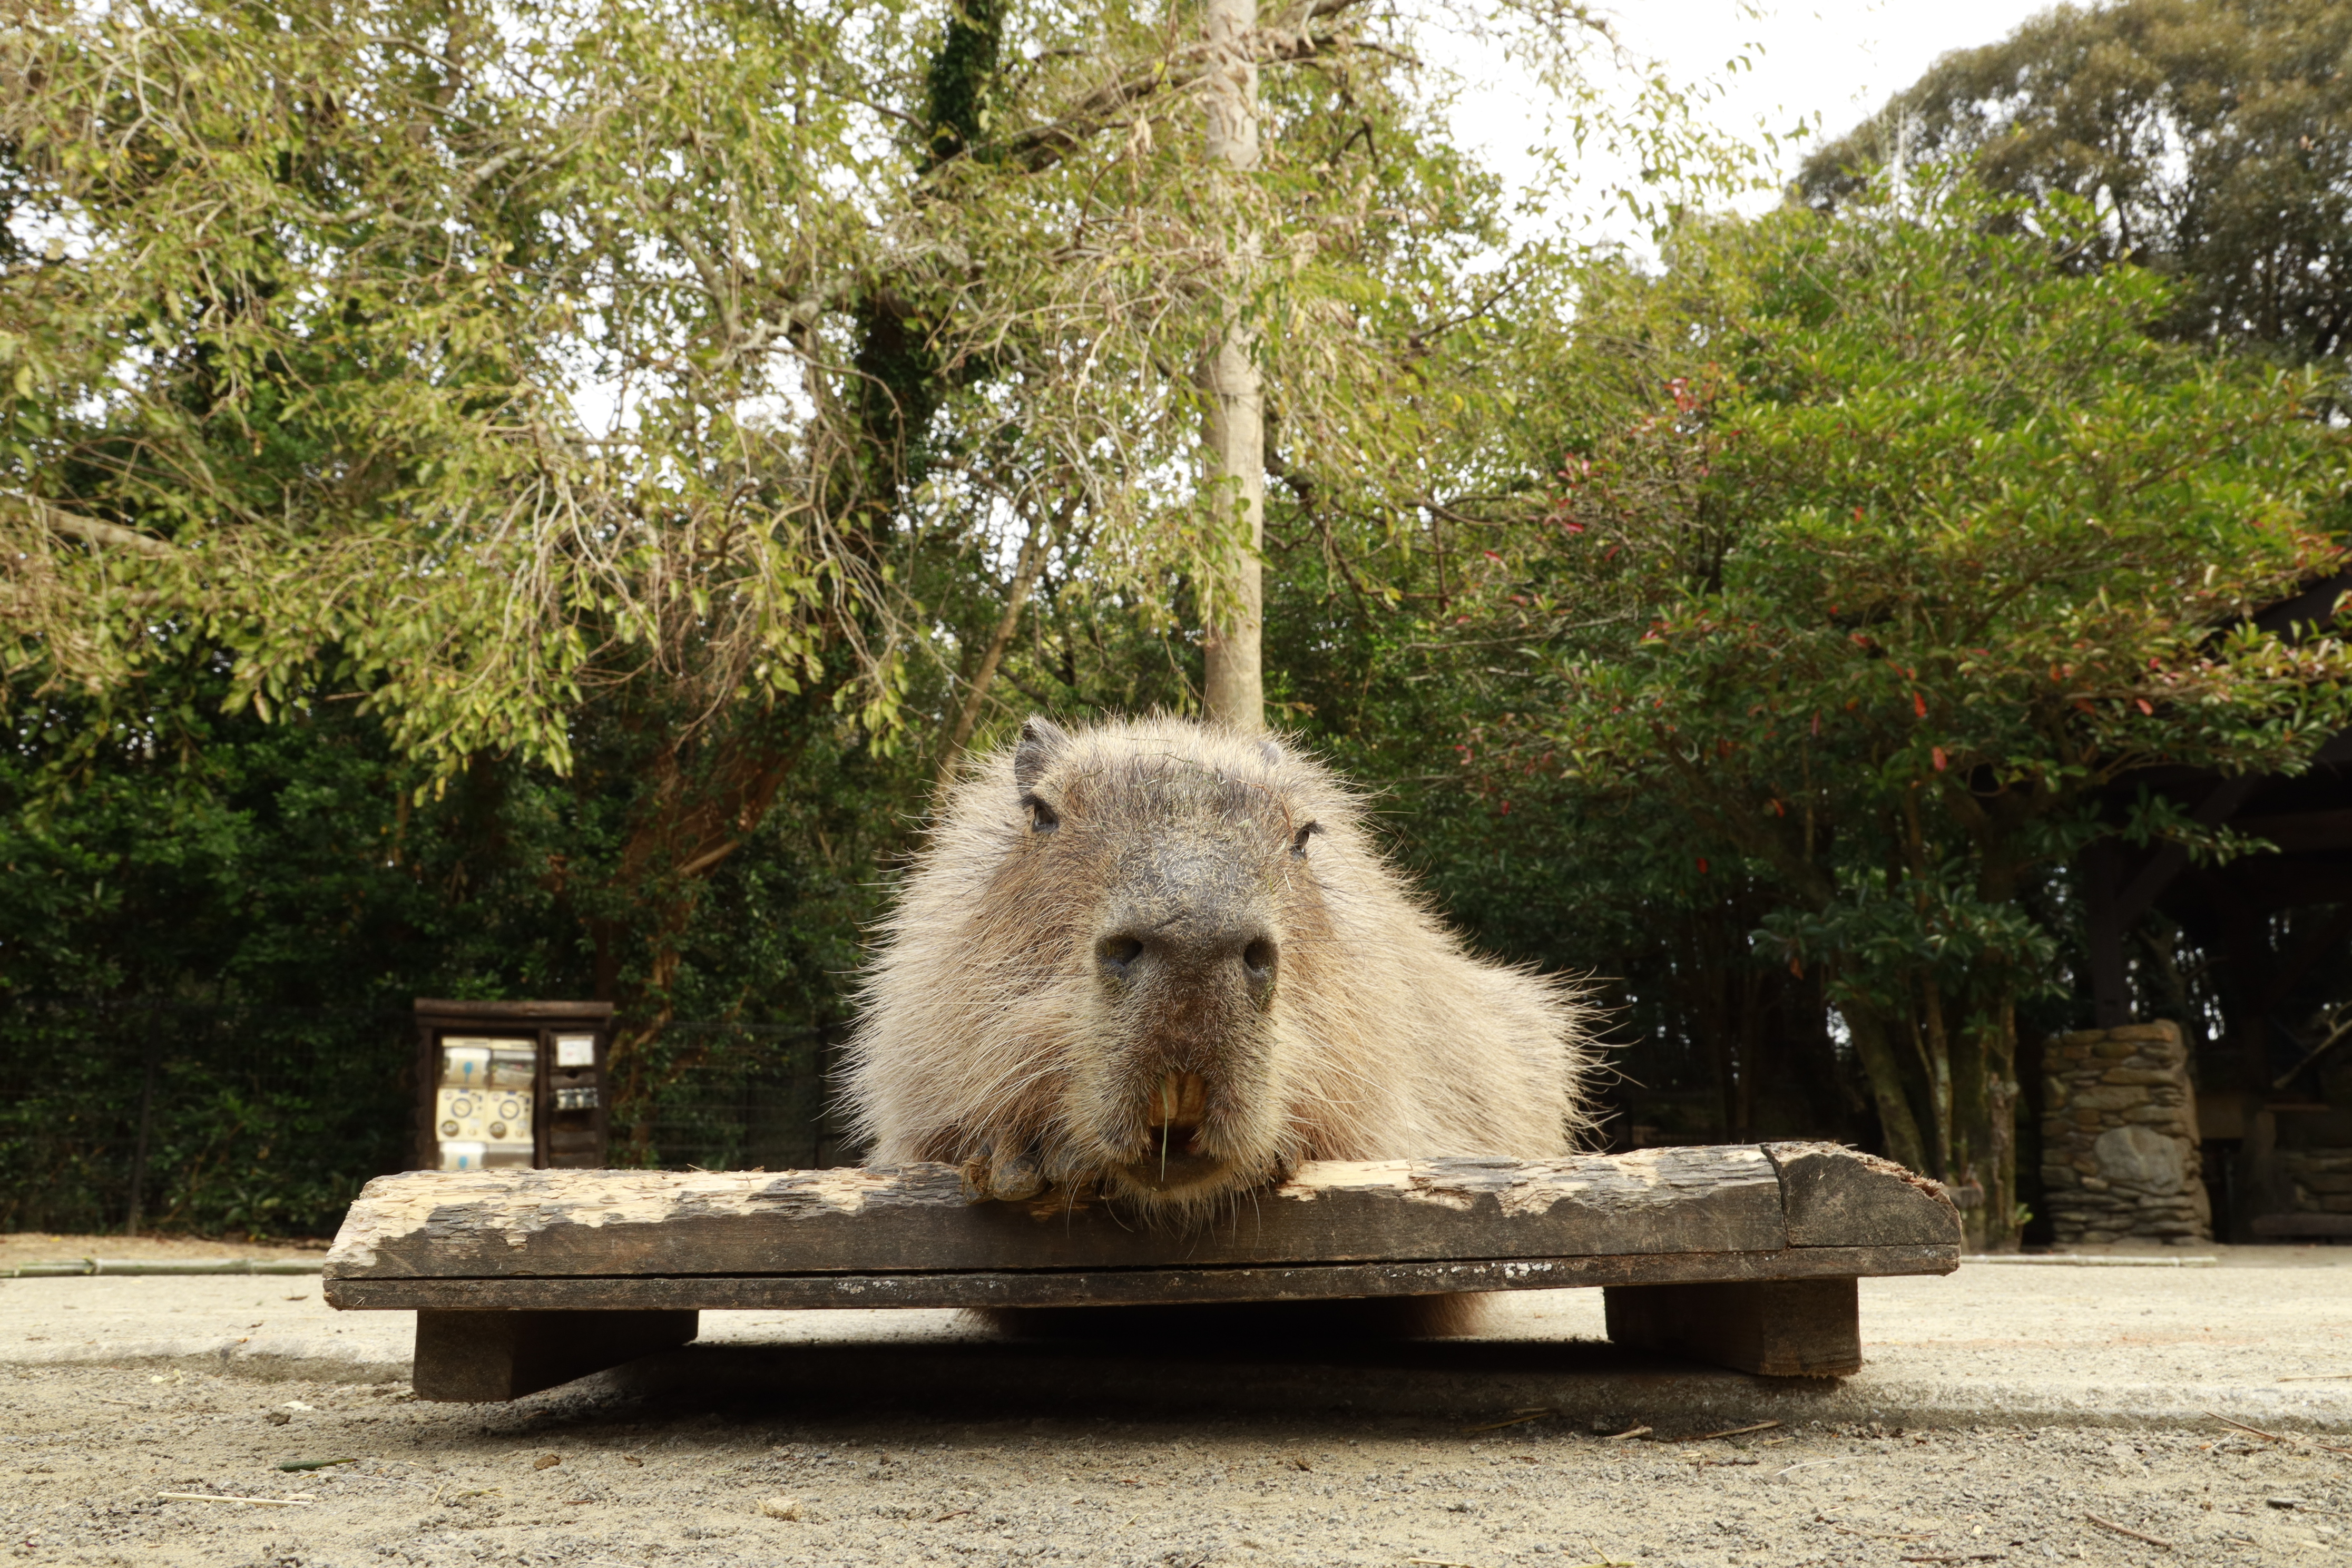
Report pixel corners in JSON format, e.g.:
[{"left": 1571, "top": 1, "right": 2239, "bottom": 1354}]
[{"left": 1441, "top": 0, "right": 2067, "bottom": 238}]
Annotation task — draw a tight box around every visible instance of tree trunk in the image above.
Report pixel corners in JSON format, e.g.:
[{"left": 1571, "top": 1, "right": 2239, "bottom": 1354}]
[
  {"left": 1845, "top": 1002, "right": 1930, "bottom": 1177},
  {"left": 591, "top": 710, "right": 816, "bottom": 1156},
  {"left": 1946, "top": 986, "right": 1987, "bottom": 1248},
  {"left": 1952, "top": 993, "right": 2023, "bottom": 1250},
  {"left": 1917, "top": 973, "right": 1956, "bottom": 1179},
  {"left": 1198, "top": 0, "right": 1264, "bottom": 731},
  {"left": 935, "top": 504, "right": 1054, "bottom": 791}
]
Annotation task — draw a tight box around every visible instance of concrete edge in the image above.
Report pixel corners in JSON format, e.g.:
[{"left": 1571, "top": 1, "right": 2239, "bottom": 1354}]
[{"left": 2, "top": 1340, "right": 409, "bottom": 1385}]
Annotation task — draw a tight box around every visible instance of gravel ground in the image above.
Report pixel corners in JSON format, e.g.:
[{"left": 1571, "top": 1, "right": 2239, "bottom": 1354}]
[
  {"left": 6, "top": 1359, "right": 2350, "bottom": 1568},
  {"left": 8, "top": 1248, "right": 2352, "bottom": 1430},
  {"left": 6, "top": 1242, "right": 2351, "bottom": 1565}
]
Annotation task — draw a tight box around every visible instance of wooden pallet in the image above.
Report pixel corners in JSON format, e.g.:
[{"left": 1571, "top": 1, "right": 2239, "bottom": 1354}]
[{"left": 324, "top": 1142, "right": 1959, "bottom": 1400}]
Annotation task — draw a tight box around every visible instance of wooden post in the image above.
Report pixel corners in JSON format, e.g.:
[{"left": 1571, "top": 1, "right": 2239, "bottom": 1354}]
[
  {"left": 124, "top": 1016, "right": 160, "bottom": 1236},
  {"left": 2238, "top": 1105, "right": 2282, "bottom": 1240},
  {"left": 2082, "top": 841, "right": 2131, "bottom": 1031},
  {"left": 1602, "top": 1278, "right": 1860, "bottom": 1377},
  {"left": 412, "top": 1309, "right": 698, "bottom": 1402}
]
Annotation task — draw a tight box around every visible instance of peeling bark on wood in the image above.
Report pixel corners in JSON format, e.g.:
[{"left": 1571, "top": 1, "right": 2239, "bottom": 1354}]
[
  {"left": 1766, "top": 1142, "right": 1956, "bottom": 1248},
  {"left": 327, "top": 1143, "right": 1954, "bottom": 1289},
  {"left": 328, "top": 1147, "right": 1855, "bottom": 1282}
]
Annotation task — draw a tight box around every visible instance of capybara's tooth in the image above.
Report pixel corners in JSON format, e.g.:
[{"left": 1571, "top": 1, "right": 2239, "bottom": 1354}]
[
  {"left": 1176, "top": 1072, "right": 1207, "bottom": 1124},
  {"left": 1145, "top": 1072, "right": 1181, "bottom": 1127},
  {"left": 988, "top": 1150, "right": 1043, "bottom": 1201}
]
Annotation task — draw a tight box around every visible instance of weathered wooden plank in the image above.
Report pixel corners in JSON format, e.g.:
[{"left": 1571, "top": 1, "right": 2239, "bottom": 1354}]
[
  {"left": 1767, "top": 1142, "right": 1958, "bottom": 1248},
  {"left": 327, "top": 1148, "right": 1832, "bottom": 1283},
  {"left": 328, "top": 1242, "right": 1955, "bottom": 1312},
  {"left": 1603, "top": 1278, "right": 1861, "bottom": 1377},
  {"left": 334, "top": 1144, "right": 1959, "bottom": 1402},
  {"left": 411, "top": 1309, "right": 697, "bottom": 1401}
]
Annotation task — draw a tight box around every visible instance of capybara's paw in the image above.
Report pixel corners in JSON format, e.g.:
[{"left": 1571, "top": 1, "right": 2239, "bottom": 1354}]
[
  {"left": 963, "top": 1140, "right": 1044, "bottom": 1202},
  {"left": 988, "top": 1146, "right": 1044, "bottom": 1201}
]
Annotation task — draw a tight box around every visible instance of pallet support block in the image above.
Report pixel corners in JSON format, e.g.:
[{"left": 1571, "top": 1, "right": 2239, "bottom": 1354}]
[
  {"left": 1602, "top": 1277, "right": 1859, "bottom": 1377},
  {"left": 413, "top": 1308, "right": 699, "bottom": 1402}
]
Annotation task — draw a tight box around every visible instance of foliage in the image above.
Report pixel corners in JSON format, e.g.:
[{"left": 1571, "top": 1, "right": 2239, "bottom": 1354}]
[
  {"left": 31, "top": 0, "right": 2352, "bottom": 1248},
  {"left": 0, "top": 0, "right": 1746, "bottom": 765},
  {"left": 1460, "top": 179, "right": 2352, "bottom": 1242},
  {"left": 1797, "top": 0, "right": 2352, "bottom": 383},
  {"left": 1, "top": 0, "right": 905, "bottom": 770},
  {"left": 0, "top": 0, "right": 1756, "bottom": 1123},
  {"left": 0, "top": 672, "right": 899, "bottom": 1228}
]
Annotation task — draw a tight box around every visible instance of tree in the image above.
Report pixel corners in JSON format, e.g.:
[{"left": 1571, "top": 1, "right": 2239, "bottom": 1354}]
[
  {"left": 1464, "top": 180, "right": 2352, "bottom": 1246},
  {"left": 2, "top": 0, "right": 1746, "bottom": 1143},
  {"left": 1797, "top": 0, "right": 2352, "bottom": 382}
]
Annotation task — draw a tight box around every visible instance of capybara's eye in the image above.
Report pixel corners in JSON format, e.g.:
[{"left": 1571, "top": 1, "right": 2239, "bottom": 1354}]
[
  {"left": 1290, "top": 821, "right": 1319, "bottom": 857},
  {"left": 1099, "top": 934, "right": 1142, "bottom": 969},
  {"left": 1025, "top": 794, "right": 1060, "bottom": 834}
]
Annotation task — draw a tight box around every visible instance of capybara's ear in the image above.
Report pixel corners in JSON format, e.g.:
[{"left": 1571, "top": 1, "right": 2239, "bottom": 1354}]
[
  {"left": 1258, "top": 738, "right": 1282, "bottom": 768},
  {"left": 1014, "top": 716, "right": 1072, "bottom": 789}
]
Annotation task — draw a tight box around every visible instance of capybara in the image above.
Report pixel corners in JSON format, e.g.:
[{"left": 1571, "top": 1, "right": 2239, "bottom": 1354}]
[{"left": 842, "top": 715, "right": 1593, "bottom": 1228}]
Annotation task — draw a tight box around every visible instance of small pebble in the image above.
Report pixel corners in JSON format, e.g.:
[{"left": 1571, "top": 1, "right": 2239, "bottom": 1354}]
[
  {"left": 533, "top": 1453, "right": 562, "bottom": 1470},
  {"left": 759, "top": 1496, "right": 802, "bottom": 1520}
]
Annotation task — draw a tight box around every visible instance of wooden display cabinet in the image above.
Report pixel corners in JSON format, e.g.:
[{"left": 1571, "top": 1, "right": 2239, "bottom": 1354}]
[{"left": 413, "top": 998, "right": 615, "bottom": 1172}]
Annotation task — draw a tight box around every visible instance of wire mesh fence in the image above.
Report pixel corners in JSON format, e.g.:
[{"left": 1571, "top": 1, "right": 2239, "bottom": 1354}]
[
  {"left": 0, "top": 1001, "right": 851, "bottom": 1237},
  {"left": 630, "top": 1021, "right": 863, "bottom": 1173}
]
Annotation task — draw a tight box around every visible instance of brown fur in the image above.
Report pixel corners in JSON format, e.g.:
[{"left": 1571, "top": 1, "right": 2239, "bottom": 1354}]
[{"left": 844, "top": 715, "right": 1595, "bottom": 1238}]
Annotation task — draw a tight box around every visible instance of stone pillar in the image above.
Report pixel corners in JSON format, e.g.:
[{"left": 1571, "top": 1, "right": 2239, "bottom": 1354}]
[{"left": 2041, "top": 1020, "right": 2210, "bottom": 1245}]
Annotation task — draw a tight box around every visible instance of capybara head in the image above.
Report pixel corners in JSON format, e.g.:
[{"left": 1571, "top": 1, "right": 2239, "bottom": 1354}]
[
  {"left": 845, "top": 714, "right": 1590, "bottom": 1223},
  {"left": 999, "top": 713, "right": 1327, "bottom": 1202}
]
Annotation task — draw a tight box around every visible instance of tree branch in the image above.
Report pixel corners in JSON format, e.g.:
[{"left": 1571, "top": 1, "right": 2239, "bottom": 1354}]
[
  {"left": 935, "top": 492, "right": 1071, "bottom": 790},
  {"left": 987, "top": 24, "right": 1369, "bottom": 171},
  {"left": 8, "top": 493, "right": 175, "bottom": 558}
]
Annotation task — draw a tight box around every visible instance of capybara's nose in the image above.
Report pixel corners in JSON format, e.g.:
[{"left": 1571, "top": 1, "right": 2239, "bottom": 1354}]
[{"left": 1095, "top": 920, "right": 1277, "bottom": 1002}]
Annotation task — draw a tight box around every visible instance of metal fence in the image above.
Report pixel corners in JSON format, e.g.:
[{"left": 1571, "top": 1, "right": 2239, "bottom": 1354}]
[
  {"left": 0, "top": 1001, "right": 849, "bottom": 1237},
  {"left": 634, "top": 1021, "right": 862, "bottom": 1172}
]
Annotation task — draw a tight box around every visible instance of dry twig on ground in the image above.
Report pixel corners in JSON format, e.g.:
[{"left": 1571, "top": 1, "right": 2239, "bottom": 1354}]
[{"left": 2085, "top": 1513, "right": 2174, "bottom": 1550}]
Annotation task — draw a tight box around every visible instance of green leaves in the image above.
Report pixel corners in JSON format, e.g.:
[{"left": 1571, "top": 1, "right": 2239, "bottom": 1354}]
[
  {"left": 1799, "top": 0, "right": 2352, "bottom": 384},
  {"left": 1500, "top": 181, "right": 2350, "bottom": 844},
  {"left": 2, "top": 0, "right": 906, "bottom": 776},
  {"left": 1442, "top": 175, "right": 2352, "bottom": 1215}
]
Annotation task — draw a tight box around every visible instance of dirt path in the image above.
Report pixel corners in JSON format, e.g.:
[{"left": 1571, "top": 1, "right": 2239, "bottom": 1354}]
[
  {"left": 9, "top": 1250, "right": 2352, "bottom": 1432},
  {"left": 5, "top": 1359, "right": 2348, "bottom": 1567}
]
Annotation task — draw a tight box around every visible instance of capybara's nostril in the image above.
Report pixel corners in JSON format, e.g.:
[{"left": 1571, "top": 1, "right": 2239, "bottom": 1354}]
[
  {"left": 1098, "top": 934, "right": 1144, "bottom": 975},
  {"left": 1241, "top": 936, "right": 1277, "bottom": 982}
]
